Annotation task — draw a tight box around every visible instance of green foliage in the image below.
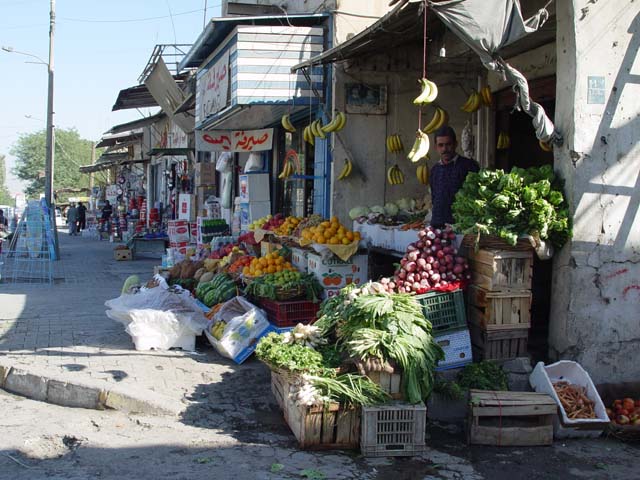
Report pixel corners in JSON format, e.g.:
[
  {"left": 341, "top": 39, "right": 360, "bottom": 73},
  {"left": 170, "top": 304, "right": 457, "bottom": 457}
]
[
  {"left": 255, "top": 333, "right": 325, "bottom": 374},
  {"left": 10, "top": 128, "right": 94, "bottom": 198},
  {"left": 457, "top": 361, "right": 508, "bottom": 391},
  {"left": 0, "top": 154, "right": 12, "bottom": 204},
  {"left": 452, "top": 165, "right": 572, "bottom": 248}
]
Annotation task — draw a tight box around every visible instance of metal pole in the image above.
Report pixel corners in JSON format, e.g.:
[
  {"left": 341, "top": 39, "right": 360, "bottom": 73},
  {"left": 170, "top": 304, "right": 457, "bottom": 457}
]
[{"left": 45, "top": 0, "right": 55, "bottom": 207}]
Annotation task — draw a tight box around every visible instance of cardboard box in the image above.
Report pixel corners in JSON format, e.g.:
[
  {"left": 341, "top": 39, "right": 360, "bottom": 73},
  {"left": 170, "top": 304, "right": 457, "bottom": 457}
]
[
  {"left": 240, "top": 201, "right": 271, "bottom": 229},
  {"left": 169, "top": 241, "right": 190, "bottom": 256},
  {"left": 195, "top": 162, "right": 216, "bottom": 185},
  {"left": 189, "top": 222, "right": 198, "bottom": 243},
  {"left": 307, "top": 252, "right": 368, "bottom": 290},
  {"left": 393, "top": 228, "right": 420, "bottom": 253},
  {"left": 114, "top": 248, "right": 132, "bottom": 261},
  {"left": 167, "top": 220, "right": 190, "bottom": 243},
  {"left": 291, "top": 247, "right": 309, "bottom": 273},
  {"left": 178, "top": 194, "right": 195, "bottom": 221},
  {"left": 239, "top": 173, "right": 270, "bottom": 202}
]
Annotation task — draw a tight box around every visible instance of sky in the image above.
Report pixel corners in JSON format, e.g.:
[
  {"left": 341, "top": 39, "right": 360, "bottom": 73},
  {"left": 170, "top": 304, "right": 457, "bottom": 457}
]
[{"left": 0, "top": 0, "right": 222, "bottom": 198}]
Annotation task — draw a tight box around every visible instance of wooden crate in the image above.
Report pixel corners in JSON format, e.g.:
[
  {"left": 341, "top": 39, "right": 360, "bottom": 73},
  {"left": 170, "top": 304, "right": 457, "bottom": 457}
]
[
  {"left": 470, "top": 323, "right": 529, "bottom": 360},
  {"left": 466, "top": 248, "right": 533, "bottom": 291},
  {"left": 284, "top": 395, "right": 360, "bottom": 450},
  {"left": 366, "top": 371, "right": 404, "bottom": 400},
  {"left": 467, "top": 285, "right": 531, "bottom": 331},
  {"left": 468, "top": 390, "right": 557, "bottom": 446},
  {"left": 271, "top": 371, "right": 290, "bottom": 412}
]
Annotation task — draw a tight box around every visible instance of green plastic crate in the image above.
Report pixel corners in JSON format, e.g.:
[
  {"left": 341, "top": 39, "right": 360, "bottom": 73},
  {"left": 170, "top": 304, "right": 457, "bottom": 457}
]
[{"left": 414, "top": 289, "right": 466, "bottom": 334}]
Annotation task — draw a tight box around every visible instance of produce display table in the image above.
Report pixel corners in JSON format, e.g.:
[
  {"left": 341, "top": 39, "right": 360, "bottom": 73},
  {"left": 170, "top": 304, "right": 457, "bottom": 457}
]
[{"left": 130, "top": 237, "right": 168, "bottom": 259}]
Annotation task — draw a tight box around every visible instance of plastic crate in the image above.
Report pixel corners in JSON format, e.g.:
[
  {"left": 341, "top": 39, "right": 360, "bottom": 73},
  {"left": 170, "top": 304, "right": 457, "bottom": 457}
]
[
  {"left": 414, "top": 289, "right": 466, "bottom": 334},
  {"left": 258, "top": 298, "right": 320, "bottom": 328},
  {"left": 361, "top": 402, "right": 427, "bottom": 457}
]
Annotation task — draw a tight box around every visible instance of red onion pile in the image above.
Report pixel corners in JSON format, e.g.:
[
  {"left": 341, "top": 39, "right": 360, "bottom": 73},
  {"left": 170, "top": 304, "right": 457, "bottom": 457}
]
[{"left": 384, "top": 225, "right": 470, "bottom": 294}]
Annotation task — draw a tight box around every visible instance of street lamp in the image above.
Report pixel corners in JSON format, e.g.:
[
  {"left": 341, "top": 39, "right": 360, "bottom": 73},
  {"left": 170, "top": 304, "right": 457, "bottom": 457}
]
[{"left": 0, "top": 1, "right": 55, "bottom": 209}]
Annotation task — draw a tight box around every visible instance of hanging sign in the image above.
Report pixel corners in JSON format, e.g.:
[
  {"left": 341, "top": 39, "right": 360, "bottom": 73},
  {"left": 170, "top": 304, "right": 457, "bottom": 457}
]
[
  {"left": 196, "top": 128, "right": 274, "bottom": 152},
  {"left": 196, "top": 50, "right": 230, "bottom": 124}
]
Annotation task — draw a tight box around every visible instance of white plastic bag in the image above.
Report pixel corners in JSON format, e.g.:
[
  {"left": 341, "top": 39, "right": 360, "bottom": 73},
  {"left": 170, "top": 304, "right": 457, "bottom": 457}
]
[
  {"left": 244, "top": 152, "right": 263, "bottom": 172},
  {"left": 216, "top": 152, "right": 233, "bottom": 173},
  {"left": 126, "top": 309, "right": 202, "bottom": 351}
]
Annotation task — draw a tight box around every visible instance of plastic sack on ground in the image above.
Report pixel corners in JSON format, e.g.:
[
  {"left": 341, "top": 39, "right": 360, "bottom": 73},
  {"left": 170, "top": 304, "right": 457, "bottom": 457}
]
[
  {"left": 105, "top": 275, "right": 208, "bottom": 350},
  {"left": 204, "top": 296, "right": 270, "bottom": 364},
  {"left": 125, "top": 309, "right": 202, "bottom": 351}
]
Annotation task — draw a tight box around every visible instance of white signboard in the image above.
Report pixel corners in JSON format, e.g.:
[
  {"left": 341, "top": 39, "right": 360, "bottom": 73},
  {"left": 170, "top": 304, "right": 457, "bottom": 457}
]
[
  {"left": 196, "top": 128, "right": 274, "bottom": 152},
  {"left": 196, "top": 50, "right": 230, "bottom": 124},
  {"left": 169, "top": 121, "right": 188, "bottom": 148},
  {"left": 105, "top": 185, "right": 119, "bottom": 205}
]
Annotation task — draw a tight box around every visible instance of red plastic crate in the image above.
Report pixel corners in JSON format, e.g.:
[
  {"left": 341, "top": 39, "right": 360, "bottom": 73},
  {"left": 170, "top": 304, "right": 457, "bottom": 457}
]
[{"left": 258, "top": 298, "right": 320, "bottom": 328}]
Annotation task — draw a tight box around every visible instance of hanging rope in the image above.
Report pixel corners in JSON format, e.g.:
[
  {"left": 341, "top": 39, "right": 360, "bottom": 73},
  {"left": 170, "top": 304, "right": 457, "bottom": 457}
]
[{"left": 418, "top": 3, "right": 428, "bottom": 131}]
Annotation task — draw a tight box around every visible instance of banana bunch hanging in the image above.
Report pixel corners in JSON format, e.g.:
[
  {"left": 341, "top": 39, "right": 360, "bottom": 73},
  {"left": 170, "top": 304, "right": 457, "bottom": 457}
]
[
  {"left": 539, "top": 140, "right": 553, "bottom": 152},
  {"left": 321, "top": 111, "right": 346, "bottom": 133},
  {"left": 303, "top": 124, "right": 315, "bottom": 146},
  {"left": 386, "top": 134, "right": 404, "bottom": 153},
  {"left": 387, "top": 165, "right": 404, "bottom": 185},
  {"left": 407, "top": 130, "right": 430, "bottom": 163},
  {"left": 281, "top": 114, "right": 296, "bottom": 133},
  {"left": 496, "top": 132, "right": 511, "bottom": 150},
  {"left": 413, "top": 77, "right": 439, "bottom": 105},
  {"left": 278, "top": 158, "right": 296, "bottom": 179},
  {"left": 422, "top": 107, "right": 449, "bottom": 134},
  {"left": 416, "top": 164, "right": 429, "bottom": 185},
  {"left": 337, "top": 158, "right": 353, "bottom": 181},
  {"left": 480, "top": 86, "right": 493, "bottom": 106},
  {"left": 461, "top": 90, "right": 481, "bottom": 113}
]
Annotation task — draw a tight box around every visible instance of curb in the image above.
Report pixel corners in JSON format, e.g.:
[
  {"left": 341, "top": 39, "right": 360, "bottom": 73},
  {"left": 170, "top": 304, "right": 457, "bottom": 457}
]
[{"left": 0, "top": 363, "right": 184, "bottom": 416}]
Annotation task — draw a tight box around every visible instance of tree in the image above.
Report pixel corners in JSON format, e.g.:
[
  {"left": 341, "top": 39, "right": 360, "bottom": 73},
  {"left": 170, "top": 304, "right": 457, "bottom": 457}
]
[
  {"left": 0, "top": 154, "right": 12, "bottom": 204},
  {"left": 10, "top": 128, "right": 94, "bottom": 199}
]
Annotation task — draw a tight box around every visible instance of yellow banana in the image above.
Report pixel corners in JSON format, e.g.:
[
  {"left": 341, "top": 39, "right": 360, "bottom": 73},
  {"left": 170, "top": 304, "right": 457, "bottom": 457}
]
[
  {"left": 312, "top": 120, "right": 325, "bottom": 139},
  {"left": 304, "top": 125, "right": 315, "bottom": 146},
  {"left": 387, "top": 166, "right": 396, "bottom": 185},
  {"left": 413, "top": 78, "right": 438, "bottom": 105},
  {"left": 461, "top": 90, "right": 481, "bottom": 113},
  {"left": 334, "top": 111, "right": 346, "bottom": 132},
  {"left": 281, "top": 114, "right": 296, "bottom": 132},
  {"left": 407, "top": 130, "right": 430, "bottom": 163},
  {"left": 497, "top": 132, "right": 504, "bottom": 150},
  {"left": 386, "top": 136, "right": 394, "bottom": 153},
  {"left": 423, "top": 108, "right": 443, "bottom": 134},
  {"left": 278, "top": 160, "right": 287, "bottom": 179},
  {"left": 439, "top": 108, "right": 449, "bottom": 127},
  {"left": 321, "top": 115, "right": 338, "bottom": 133},
  {"left": 395, "top": 166, "right": 404, "bottom": 184},
  {"left": 539, "top": 139, "right": 552, "bottom": 152},
  {"left": 393, "top": 135, "right": 403, "bottom": 153},
  {"left": 337, "top": 159, "right": 352, "bottom": 180},
  {"left": 481, "top": 86, "right": 493, "bottom": 107}
]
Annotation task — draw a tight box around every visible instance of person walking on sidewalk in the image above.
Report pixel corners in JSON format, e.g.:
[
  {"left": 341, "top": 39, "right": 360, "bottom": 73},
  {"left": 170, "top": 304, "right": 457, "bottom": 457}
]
[
  {"left": 67, "top": 203, "right": 79, "bottom": 236},
  {"left": 100, "top": 200, "right": 113, "bottom": 238},
  {"left": 76, "top": 201, "right": 87, "bottom": 233}
]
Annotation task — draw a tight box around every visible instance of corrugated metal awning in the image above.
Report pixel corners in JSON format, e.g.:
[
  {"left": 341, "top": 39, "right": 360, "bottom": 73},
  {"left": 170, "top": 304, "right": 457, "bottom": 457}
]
[
  {"left": 107, "top": 112, "right": 166, "bottom": 134},
  {"left": 112, "top": 75, "right": 188, "bottom": 111},
  {"left": 146, "top": 147, "right": 193, "bottom": 157},
  {"left": 292, "top": 1, "right": 424, "bottom": 71},
  {"left": 95, "top": 130, "right": 143, "bottom": 148},
  {"left": 79, "top": 153, "right": 127, "bottom": 173},
  {"left": 179, "top": 13, "right": 328, "bottom": 70}
]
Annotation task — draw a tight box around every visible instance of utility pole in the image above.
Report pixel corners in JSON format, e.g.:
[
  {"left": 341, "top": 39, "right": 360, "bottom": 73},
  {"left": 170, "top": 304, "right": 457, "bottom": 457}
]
[{"left": 44, "top": 0, "right": 55, "bottom": 208}]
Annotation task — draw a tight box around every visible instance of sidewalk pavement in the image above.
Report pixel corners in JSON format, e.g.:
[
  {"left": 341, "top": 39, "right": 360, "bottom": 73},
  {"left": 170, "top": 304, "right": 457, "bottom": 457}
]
[{"left": 0, "top": 228, "right": 243, "bottom": 415}]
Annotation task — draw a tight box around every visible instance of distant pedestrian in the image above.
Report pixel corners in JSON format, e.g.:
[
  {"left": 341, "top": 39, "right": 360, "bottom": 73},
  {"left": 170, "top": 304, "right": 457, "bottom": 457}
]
[
  {"left": 67, "top": 203, "right": 79, "bottom": 236},
  {"left": 77, "top": 201, "right": 87, "bottom": 232},
  {"left": 0, "top": 210, "right": 7, "bottom": 230},
  {"left": 101, "top": 200, "right": 113, "bottom": 235}
]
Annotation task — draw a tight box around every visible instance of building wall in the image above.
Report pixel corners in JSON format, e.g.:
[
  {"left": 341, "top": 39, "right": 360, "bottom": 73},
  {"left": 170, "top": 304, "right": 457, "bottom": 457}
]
[
  {"left": 329, "top": 47, "right": 476, "bottom": 224},
  {"left": 551, "top": 0, "right": 640, "bottom": 383}
]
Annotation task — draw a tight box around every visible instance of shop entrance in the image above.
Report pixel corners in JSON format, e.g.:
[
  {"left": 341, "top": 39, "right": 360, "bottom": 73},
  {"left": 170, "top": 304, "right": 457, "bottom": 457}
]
[
  {"left": 274, "top": 128, "right": 315, "bottom": 218},
  {"left": 494, "top": 75, "right": 556, "bottom": 363}
]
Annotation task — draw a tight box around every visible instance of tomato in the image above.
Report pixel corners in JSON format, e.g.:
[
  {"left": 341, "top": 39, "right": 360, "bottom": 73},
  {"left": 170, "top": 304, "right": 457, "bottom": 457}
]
[
  {"left": 619, "top": 408, "right": 630, "bottom": 416},
  {"left": 623, "top": 398, "right": 635, "bottom": 411},
  {"left": 635, "top": 399, "right": 640, "bottom": 408}
]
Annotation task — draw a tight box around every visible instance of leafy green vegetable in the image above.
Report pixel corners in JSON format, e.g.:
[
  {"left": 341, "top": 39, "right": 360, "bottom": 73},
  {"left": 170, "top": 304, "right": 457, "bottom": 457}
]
[
  {"left": 255, "top": 333, "right": 324, "bottom": 373},
  {"left": 456, "top": 361, "right": 508, "bottom": 391},
  {"left": 452, "top": 166, "right": 572, "bottom": 248}
]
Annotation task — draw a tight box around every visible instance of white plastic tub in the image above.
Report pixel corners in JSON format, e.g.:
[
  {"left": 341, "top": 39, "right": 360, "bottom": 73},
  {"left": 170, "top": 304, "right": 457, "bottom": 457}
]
[{"left": 529, "top": 360, "right": 609, "bottom": 438}]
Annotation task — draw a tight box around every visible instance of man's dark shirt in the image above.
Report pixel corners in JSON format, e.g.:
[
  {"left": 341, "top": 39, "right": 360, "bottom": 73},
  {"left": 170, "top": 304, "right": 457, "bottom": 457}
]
[
  {"left": 77, "top": 204, "right": 87, "bottom": 220},
  {"left": 101, "top": 204, "right": 113, "bottom": 221},
  {"left": 430, "top": 155, "right": 479, "bottom": 226}
]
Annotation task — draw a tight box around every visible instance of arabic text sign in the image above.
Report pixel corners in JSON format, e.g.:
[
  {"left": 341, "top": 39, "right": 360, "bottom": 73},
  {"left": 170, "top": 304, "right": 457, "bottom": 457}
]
[
  {"left": 196, "top": 50, "right": 230, "bottom": 124},
  {"left": 196, "top": 129, "right": 273, "bottom": 152}
]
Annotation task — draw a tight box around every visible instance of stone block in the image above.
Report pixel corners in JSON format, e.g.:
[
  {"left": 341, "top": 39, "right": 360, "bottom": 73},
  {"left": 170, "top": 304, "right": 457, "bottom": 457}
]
[
  {"left": 500, "top": 357, "right": 533, "bottom": 374},
  {"left": 507, "top": 372, "right": 533, "bottom": 392},
  {"left": 47, "top": 379, "right": 103, "bottom": 409},
  {"left": 0, "top": 364, "right": 10, "bottom": 386},
  {"left": 4, "top": 368, "right": 48, "bottom": 401}
]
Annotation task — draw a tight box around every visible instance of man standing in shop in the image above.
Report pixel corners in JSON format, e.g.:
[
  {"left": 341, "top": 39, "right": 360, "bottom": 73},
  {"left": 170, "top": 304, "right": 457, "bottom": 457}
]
[
  {"left": 429, "top": 125, "right": 480, "bottom": 228},
  {"left": 76, "top": 201, "right": 87, "bottom": 233}
]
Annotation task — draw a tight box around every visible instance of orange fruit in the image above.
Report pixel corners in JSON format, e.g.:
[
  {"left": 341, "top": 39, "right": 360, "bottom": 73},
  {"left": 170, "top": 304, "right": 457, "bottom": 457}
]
[{"left": 342, "top": 237, "right": 350, "bottom": 245}]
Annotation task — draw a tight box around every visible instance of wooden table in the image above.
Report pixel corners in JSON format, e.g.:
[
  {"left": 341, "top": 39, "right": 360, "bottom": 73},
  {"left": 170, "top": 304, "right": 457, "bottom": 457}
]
[{"left": 130, "top": 237, "right": 168, "bottom": 259}]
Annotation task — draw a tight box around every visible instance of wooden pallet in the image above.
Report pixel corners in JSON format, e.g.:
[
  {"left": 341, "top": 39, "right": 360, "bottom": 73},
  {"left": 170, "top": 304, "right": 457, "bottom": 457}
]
[
  {"left": 469, "top": 323, "right": 529, "bottom": 360},
  {"left": 466, "top": 248, "right": 533, "bottom": 291},
  {"left": 467, "top": 285, "right": 531, "bottom": 331},
  {"left": 468, "top": 390, "right": 557, "bottom": 446}
]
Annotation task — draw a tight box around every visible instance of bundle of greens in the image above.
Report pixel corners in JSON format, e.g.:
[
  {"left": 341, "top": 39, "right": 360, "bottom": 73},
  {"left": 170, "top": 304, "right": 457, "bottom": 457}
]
[
  {"left": 433, "top": 361, "right": 508, "bottom": 400},
  {"left": 255, "top": 331, "right": 387, "bottom": 407},
  {"left": 244, "top": 272, "right": 323, "bottom": 302},
  {"left": 452, "top": 165, "right": 571, "bottom": 248},
  {"left": 315, "top": 284, "right": 444, "bottom": 403}
]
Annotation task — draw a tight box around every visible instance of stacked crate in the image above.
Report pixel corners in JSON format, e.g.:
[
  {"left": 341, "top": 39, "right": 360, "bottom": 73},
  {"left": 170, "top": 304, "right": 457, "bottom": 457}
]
[{"left": 465, "top": 248, "right": 533, "bottom": 360}]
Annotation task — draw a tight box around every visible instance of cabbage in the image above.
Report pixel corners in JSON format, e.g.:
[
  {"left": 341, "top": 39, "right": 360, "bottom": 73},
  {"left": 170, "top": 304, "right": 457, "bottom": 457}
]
[
  {"left": 349, "top": 206, "right": 370, "bottom": 220},
  {"left": 395, "top": 198, "right": 411, "bottom": 211},
  {"left": 384, "top": 202, "right": 399, "bottom": 216},
  {"left": 370, "top": 205, "right": 386, "bottom": 215}
]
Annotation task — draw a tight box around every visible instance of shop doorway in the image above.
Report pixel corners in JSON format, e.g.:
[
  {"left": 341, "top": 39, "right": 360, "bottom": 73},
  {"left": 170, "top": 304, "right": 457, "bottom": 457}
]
[
  {"left": 494, "top": 75, "right": 556, "bottom": 363},
  {"left": 274, "top": 128, "right": 315, "bottom": 218}
]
